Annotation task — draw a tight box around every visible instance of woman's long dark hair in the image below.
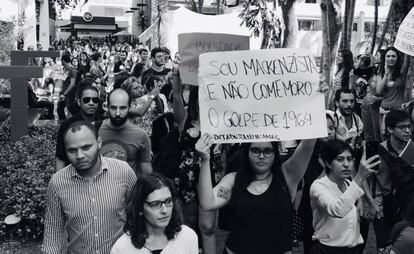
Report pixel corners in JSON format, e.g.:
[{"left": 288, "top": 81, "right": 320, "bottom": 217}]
[
  {"left": 379, "top": 46, "right": 402, "bottom": 81},
  {"left": 229, "top": 142, "right": 281, "bottom": 207},
  {"left": 124, "top": 173, "right": 182, "bottom": 249},
  {"left": 187, "top": 86, "right": 199, "bottom": 121},
  {"left": 336, "top": 49, "right": 354, "bottom": 89},
  {"left": 391, "top": 195, "right": 414, "bottom": 243}
]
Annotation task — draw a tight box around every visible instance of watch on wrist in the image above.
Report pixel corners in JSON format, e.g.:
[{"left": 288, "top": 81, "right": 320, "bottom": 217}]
[{"left": 150, "top": 94, "right": 156, "bottom": 99}]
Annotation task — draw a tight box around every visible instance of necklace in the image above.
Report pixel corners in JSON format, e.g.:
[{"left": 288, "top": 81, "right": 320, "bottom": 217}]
[
  {"left": 253, "top": 172, "right": 272, "bottom": 182},
  {"left": 250, "top": 174, "right": 273, "bottom": 194}
]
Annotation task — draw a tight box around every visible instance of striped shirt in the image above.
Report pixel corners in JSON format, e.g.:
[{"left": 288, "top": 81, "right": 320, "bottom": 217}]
[{"left": 42, "top": 157, "right": 137, "bottom": 254}]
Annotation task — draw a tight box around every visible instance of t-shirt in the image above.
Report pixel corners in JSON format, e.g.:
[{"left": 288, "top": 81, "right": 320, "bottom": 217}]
[
  {"left": 381, "top": 77, "right": 405, "bottom": 110},
  {"left": 110, "top": 225, "right": 198, "bottom": 254},
  {"left": 98, "top": 119, "right": 151, "bottom": 172},
  {"left": 391, "top": 227, "right": 414, "bottom": 254},
  {"left": 62, "top": 65, "right": 78, "bottom": 100},
  {"left": 142, "top": 67, "right": 172, "bottom": 98}
]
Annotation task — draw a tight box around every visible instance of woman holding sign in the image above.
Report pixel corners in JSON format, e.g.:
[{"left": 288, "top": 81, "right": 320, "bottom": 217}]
[{"left": 196, "top": 133, "right": 317, "bottom": 254}]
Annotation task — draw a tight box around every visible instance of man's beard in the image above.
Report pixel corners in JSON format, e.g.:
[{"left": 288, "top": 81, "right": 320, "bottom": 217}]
[
  {"left": 110, "top": 116, "right": 128, "bottom": 126},
  {"left": 340, "top": 106, "right": 353, "bottom": 116}
]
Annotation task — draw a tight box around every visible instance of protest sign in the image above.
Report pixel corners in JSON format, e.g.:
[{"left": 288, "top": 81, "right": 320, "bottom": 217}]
[
  {"left": 198, "top": 48, "right": 327, "bottom": 143},
  {"left": 178, "top": 33, "right": 249, "bottom": 85},
  {"left": 395, "top": 7, "right": 414, "bottom": 56}
]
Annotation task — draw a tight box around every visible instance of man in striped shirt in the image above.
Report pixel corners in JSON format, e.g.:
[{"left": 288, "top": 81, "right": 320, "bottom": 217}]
[{"left": 42, "top": 120, "right": 137, "bottom": 254}]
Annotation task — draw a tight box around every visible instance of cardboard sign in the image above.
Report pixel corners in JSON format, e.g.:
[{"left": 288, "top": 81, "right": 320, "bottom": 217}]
[
  {"left": 198, "top": 48, "right": 327, "bottom": 143},
  {"left": 178, "top": 33, "right": 249, "bottom": 85},
  {"left": 395, "top": 7, "right": 414, "bottom": 56}
]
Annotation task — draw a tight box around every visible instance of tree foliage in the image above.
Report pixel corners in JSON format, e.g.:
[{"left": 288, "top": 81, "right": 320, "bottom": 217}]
[
  {"left": 239, "top": 0, "right": 283, "bottom": 49},
  {"left": 46, "top": 0, "right": 88, "bottom": 20},
  {"left": 0, "top": 21, "right": 16, "bottom": 65}
]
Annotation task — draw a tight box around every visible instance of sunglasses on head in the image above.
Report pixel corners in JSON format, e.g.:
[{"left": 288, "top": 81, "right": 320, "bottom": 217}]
[{"left": 82, "top": 97, "right": 100, "bottom": 104}]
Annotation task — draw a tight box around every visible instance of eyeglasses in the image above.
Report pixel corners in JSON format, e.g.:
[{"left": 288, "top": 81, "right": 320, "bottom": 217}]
[
  {"left": 145, "top": 197, "right": 174, "bottom": 210},
  {"left": 249, "top": 147, "right": 274, "bottom": 158},
  {"left": 82, "top": 97, "right": 100, "bottom": 104},
  {"left": 395, "top": 124, "right": 412, "bottom": 131}
]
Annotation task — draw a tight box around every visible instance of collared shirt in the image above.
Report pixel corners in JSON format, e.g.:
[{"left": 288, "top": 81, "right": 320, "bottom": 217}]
[
  {"left": 42, "top": 157, "right": 137, "bottom": 254},
  {"left": 310, "top": 176, "right": 364, "bottom": 247},
  {"left": 335, "top": 109, "right": 363, "bottom": 148}
]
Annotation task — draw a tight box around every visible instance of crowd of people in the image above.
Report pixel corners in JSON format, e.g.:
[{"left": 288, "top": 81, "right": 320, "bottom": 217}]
[{"left": 34, "top": 37, "right": 414, "bottom": 254}]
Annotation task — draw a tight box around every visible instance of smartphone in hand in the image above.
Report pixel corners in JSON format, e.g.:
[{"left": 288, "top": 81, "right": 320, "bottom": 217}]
[{"left": 365, "top": 142, "right": 380, "bottom": 171}]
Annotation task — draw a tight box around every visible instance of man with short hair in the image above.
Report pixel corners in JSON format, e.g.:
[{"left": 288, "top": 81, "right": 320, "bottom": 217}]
[
  {"left": 57, "top": 53, "right": 78, "bottom": 120},
  {"left": 334, "top": 87, "right": 364, "bottom": 148},
  {"left": 138, "top": 48, "right": 151, "bottom": 70},
  {"left": 99, "top": 88, "right": 152, "bottom": 174},
  {"left": 142, "top": 47, "right": 172, "bottom": 98},
  {"left": 162, "top": 47, "right": 173, "bottom": 69},
  {"left": 55, "top": 83, "right": 104, "bottom": 170},
  {"left": 43, "top": 120, "right": 137, "bottom": 254},
  {"left": 380, "top": 110, "right": 414, "bottom": 210}
]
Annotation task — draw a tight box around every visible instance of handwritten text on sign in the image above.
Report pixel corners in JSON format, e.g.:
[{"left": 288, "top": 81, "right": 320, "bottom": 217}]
[
  {"left": 198, "top": 49, "right": 327, "bottom": 143},
  {"left": 178, "top": 33, "right": 249, "bottom": 85},
  {"left": 395, "top": 7, "right": 414, "bottom": 56}
]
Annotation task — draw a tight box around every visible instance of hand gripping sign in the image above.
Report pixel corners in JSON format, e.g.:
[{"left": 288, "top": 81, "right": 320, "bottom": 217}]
[{"left": 198, "top": 48, "right": 327, "bottom": 143}]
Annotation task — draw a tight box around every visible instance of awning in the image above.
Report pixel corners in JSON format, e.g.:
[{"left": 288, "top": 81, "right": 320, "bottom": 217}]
[
  {"left": 138, "top": 17, "right": 159, "bottom": 42},
  {"left": 58, "top": 24, "right": 71, "bottom": 28},
  {"left": 113, "top": 30, "right": 134, "bottom": 36},
  {"left": 73, "top": 24, "right": 117, "bottom": 31}
]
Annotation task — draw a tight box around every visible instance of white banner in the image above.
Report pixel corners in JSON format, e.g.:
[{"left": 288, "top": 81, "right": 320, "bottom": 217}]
[
  {"left": 198, "top": 48, "right": 327, "bottom": 143},
  {"left": 18, "top": 0, "right": 37, "bottom": 50},
  {"left": 395, "top": 7, "right": 414, "bottom": 56}
]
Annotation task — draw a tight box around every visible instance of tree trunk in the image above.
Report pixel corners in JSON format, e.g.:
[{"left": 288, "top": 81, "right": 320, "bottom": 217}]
[
  {"left": 339, "top": 0, "right": 355, "bottom": 51},
  {"left": 189, "top": 0, "right": 198, "bottom": 12},
  {"left": 198, "top": 0, "right": 203, "bottom": 13},
  {"left": 321, "top": 0, "right": 342, "bottom": 109},
  {"left": 376, "top": 0, "right": 395, "bottom": 53},
  {"left": 371, "top": 0, "right": 378, "bottom": 54},
  {"left": 261, "top": 20, "right": 271, "bottom": 49},
  {"left": 281, "top": 0, "right": 298, "bottom": 48}
]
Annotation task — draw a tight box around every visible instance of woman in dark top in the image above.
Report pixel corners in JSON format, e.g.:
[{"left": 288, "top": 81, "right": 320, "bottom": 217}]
[
  {"left": 78, "top": 51, "right": 90, "bottom": 80},
  {"left": 171, "top": 62, "right": 219, "bottom": 254},
  {"left": 196, "top": 134, "right": 317, "bottom": 254},
  {"left": 376, "top": 47, "right": 406, "bottom": 138}
]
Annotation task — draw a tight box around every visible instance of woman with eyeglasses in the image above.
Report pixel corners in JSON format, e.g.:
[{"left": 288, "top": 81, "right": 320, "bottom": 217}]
[
  {"left": 310, "top": 139, "right": 380, "bottom": 254},
  {"left": 195, "top": 133, "right": 318, "bottom": 254},
  {"left": 111, "top": 173, "right": 198, "bottom": 254}
]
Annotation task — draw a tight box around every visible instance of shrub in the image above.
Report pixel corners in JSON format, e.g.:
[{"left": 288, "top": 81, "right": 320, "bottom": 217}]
[{"left": 0, "top": 109, "right": 58, "bottom": 241}]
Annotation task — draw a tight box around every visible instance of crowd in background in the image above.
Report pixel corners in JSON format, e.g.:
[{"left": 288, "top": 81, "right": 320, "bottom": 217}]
[{"left": 22, "top": 36, "right": 414, "bottom": 254}]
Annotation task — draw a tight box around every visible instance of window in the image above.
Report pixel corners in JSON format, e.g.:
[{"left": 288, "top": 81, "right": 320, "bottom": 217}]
[{"left": 298, "top": 20, "right": 322, "bottom": 31}]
